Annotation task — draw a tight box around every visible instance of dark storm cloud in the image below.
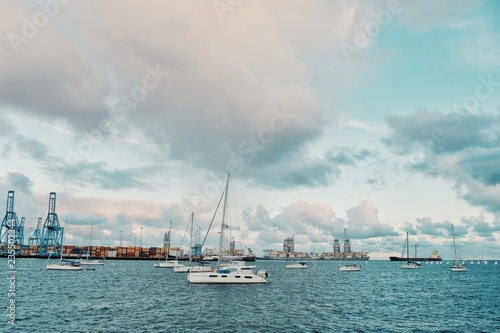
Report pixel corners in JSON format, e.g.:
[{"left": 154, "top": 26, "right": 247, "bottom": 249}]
[
  {"left": 240, "top": 146, "right": 374, "bottom": 189},
  {"left": 64, "top": 212, "right": 108, "bottom": 226},
  {"left": 383, "top": 109, "right": 500, "bottom": 213},
  {"left": 413, "top": 217, "right": 451, "bottom": 237},
  {"left": 0, "top": 3, "right": 110, "bottom": 132},
  {"left": 459, "top": 149, "right": 500, "bottom": 186},
  {"left": 54, "top": 161, "right": 157, "bottom": 190},
  {"left": 2, "top": 172, "right": 34, "bottom": 195},
  {"left": 461, "top": 215, "right": 500, "bottom": 238},
  {"left": 116, "top": 212, "right": 134, "bottom": 226},
  {"left": 384, "top": 109, "right": 500, "bottom": 154},
  {"left": 15, "top": 134, "right": 50, "bottom": 162},
  {"left": 402, "top": 221, "right": 418, "bottom": 235},
  {"left": 326, "top": 146, "right": 372, "bottom": 166}
]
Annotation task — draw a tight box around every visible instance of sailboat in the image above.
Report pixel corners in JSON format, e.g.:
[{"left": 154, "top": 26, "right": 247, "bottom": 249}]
[
  {"left": 450, "top": 224, "right": 467, "bottom": 272},
  {"left": 174, "top": 213, "right": 212, "bottom": 273},
  {"left": 339, "top": 228, "right": 361, "bottom": 271},
  {"left": 187, "top": 172, "right": 268, "bottom": 284},
  {"left": 46, "top": 222, "right": 82, "bottom": 271},
  {"left": 402, "top": 232, "right": 421, "bottom": 269},
  {"left": 481, "top": 251, "right": 488, "bottom": 265},
  {"left": 154, "top": 221, "right": 183, "bottom": 268},
  {"left": 80, "top": 224, "right": 104, "bottom": 265},
  {"left": 285, "top": 254, "right": 308, "bottom": 269}
]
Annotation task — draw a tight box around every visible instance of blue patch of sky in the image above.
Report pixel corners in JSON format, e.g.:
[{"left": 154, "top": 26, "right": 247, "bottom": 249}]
[{"left": 332, "top": 1, "right": 499, "bottom": 123}]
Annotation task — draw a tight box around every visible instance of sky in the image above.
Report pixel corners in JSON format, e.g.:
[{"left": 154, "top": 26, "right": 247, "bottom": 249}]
[{"left": 1, "top": 0, "right": 500, "bottom": 260}]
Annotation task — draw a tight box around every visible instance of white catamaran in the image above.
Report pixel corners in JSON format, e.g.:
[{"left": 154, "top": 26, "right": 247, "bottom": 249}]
[{"left": 187, "top": 172, "right": 268, "bottom": 284}]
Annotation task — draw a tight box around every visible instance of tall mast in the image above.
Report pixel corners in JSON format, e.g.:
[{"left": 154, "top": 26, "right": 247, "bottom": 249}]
[
  {"left": 406, "top": 232, "right": 409, "bottom": 263},
  {"left": 343, "top": 228, "right": 346, "bottom": 261},
  {"left": 451, "top": 224, "right": 458, "bottom": 261},
  {"left": 217, "top": 172, "right": 230, "bottom": 269},
  {"left": 60, "top": 221, "right": 66, "bottom": 261},
  {"left": 189, "top": 213, "right": 194, "bottom": 263},
  {"left": 87, "top": 224, "right": 93, "bottom": 260},
  {"left": 166, "top": 221, "right": 172, "bottom": 261}
]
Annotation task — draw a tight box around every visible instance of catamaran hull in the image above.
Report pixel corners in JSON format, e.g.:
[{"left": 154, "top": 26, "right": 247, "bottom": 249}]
[
  {"left": 339, "top": 266, "right": 361, "bottom": 271},
  {"left": 174, "top": 266, "right": 212, "bottom": 273},
  {"left": 80, "top": 261, "right": 104, "bottom": 265},
  {"left": 451, "top": 267, "right": 467, "bottom": 272},
  {"left": 154, "top": 260, "right": 184, "bottom": 268},
  {"left": 285, "top": 265, "right": 308, "bottom": 269},
  {"left": 187, "top": 273, "right": 267, "bottom": 284},
  {"left": 46, "top": 264, "right": 82, "bottom": 271}
]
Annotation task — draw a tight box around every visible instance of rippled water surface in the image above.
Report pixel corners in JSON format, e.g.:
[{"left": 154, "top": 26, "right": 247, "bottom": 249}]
[{"left": 1, "top": 259, "right": 499, "bottom": 332}]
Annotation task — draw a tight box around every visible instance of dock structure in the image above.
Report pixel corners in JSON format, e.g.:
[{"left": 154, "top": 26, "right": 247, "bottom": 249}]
[
  {"left": 28, "top": 217, "right": 42, "bottom": 246},
  {"left": 11, "top": 244, "right": 185, "bottom": 260},
  {"left": 39, "top": 192, "right": 64, "bottom": 256},
  {"left": 0, "top": 191, "right": 24, "bottom": 255}
]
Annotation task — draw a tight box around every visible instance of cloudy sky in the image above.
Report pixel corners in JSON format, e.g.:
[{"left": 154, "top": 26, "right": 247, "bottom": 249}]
[{"left": 1, "top": 0, "right": 499, "bottom": 259}]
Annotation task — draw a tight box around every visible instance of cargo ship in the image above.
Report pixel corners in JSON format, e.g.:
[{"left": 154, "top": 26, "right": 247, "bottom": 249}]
[{"left": 389, "top": 250, "right": 442, "bottom": 262}]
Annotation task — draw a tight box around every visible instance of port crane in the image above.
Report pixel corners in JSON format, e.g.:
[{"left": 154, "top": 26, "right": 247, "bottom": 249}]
[
  {"left": 0, "top": 191, "right": 24, "bottom": 254},
  {"left": 39, "top": 192, "right": 64, "bottom": 256}
]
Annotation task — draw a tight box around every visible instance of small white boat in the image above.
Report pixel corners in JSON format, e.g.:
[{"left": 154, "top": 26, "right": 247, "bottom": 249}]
[
  {"left": 154, "top": 260, "right": 184, "bottom": 268},
  {"left": 79, "top": 225, "right": 104, "bottom": 265},
  {"left": 481, "top": 252, "right": 488, "bottom": 265},
  {"left": 451, "top": 265, "right": 467, "bottom": 272},
  {"left": 339, "top": 228, "right": 361, "bottom": 271},
  {"left": 339, "top": 264, "right": 361, "bottom": 271},
  {"left": 401, "top": 232, "right": 421, "bottom": 269},
  {"left": 46, "top": 222, "right": 82, "bottom": 271},
  {"left": 286, "top": 261, "right": 308, "bottom": 269},
  {"left": 80, "top": 259, "right": 104, "bottom": 265},
  {"left": 450, "top": 224, "right": 467, "bottom": 272},
  {"left": 173, "top": 213, "right": 213, "bottom": 273},
  {"left": 402, "top": 262, "right": 421, "bottom": 269},
  {"left": 46, "top": 259, "right": 83, "bottom": 271}
]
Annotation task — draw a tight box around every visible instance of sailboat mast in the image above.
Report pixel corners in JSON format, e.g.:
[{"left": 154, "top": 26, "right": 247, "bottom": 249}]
[
  {"left": 343, "top": 228, "right": 346, "bottom": 261},
  {"left": 166, "top": 221, "right": 172, "bottom": 261},
  {"left": 217, "top": 172, "right": 230, "bottom": 269},
  {"left": 87, "top": 224, "right": 93, "bottom": 260},
  {"left": 60, "top": 221, "right": 66, "bottom": 261},
  {"left": 451, "top": 224, "right": 458, "bottom": 261},
  {"left": 406, "top": 232, "right": 409, "bottom": 262},
  {"left": 189, "top": 213, "right": 194, "bottom": 263}
]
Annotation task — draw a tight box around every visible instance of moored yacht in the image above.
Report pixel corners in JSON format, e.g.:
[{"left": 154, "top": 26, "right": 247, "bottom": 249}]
[{"left": 187, "top": 173, "right": 268, "bottom": 284}]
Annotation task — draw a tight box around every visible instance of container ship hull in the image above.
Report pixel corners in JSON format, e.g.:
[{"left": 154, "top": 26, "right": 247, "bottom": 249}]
[{"left": 389, "top": 256, "right": 442, "bottom": 262}]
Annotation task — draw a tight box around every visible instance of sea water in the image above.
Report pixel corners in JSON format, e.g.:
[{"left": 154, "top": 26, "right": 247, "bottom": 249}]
[{"left": 1, "top": 259, "right": 499, "bottom": 332}]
